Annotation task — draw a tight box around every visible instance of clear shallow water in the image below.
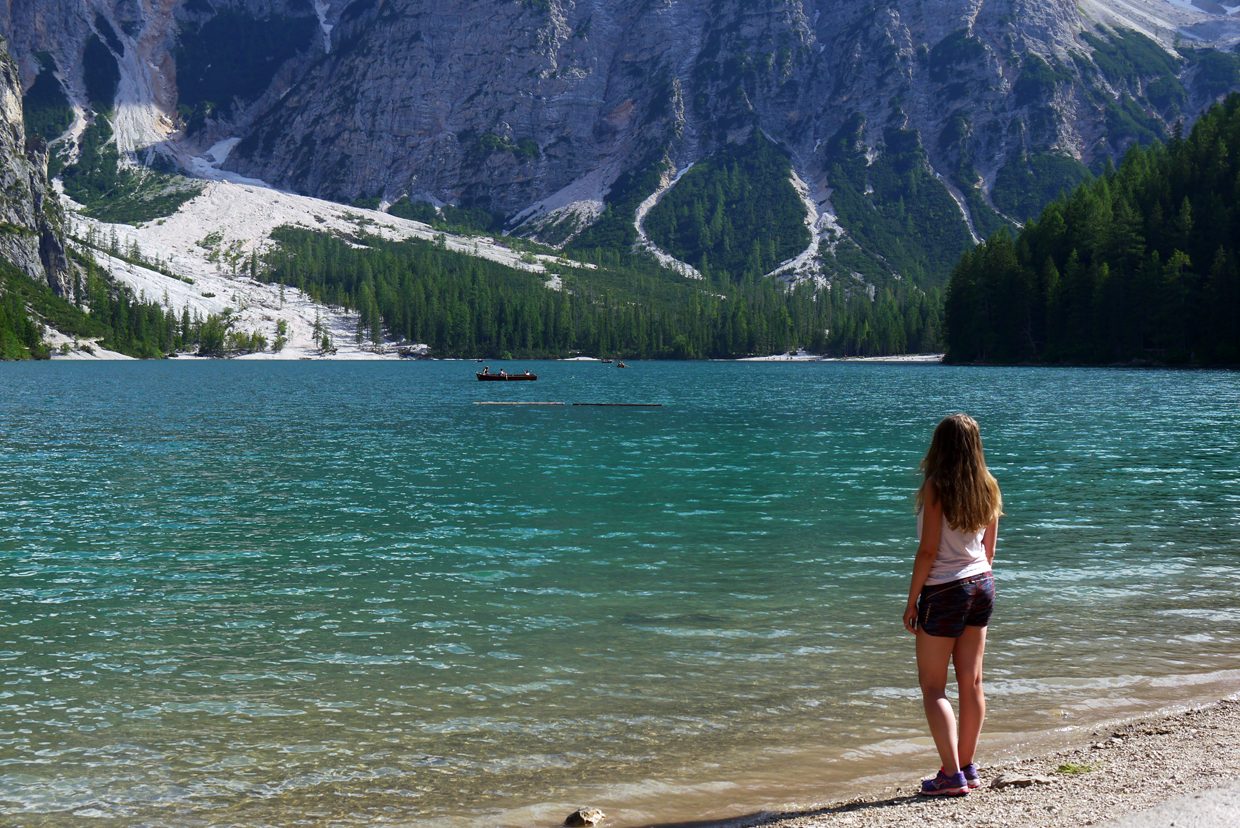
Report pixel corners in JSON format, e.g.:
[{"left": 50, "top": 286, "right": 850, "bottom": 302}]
[{"left": 1, "top": 361, "right": 1238, "bottom": 826}]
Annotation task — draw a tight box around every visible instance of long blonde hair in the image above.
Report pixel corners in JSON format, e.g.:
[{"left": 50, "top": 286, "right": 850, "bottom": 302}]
[{"left": 916, "top": 413, "right": 1003, "bottom": 532}]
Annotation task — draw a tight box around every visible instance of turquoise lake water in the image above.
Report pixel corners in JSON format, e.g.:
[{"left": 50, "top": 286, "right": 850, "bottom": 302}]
[{"left": 2, "top": 361, "right": 1238, "bottom": 826}]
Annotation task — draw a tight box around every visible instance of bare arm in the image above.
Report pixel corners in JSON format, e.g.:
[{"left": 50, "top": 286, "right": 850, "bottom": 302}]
[
  {"left": 982, "top": 516, "right": 999, "bottom": 567},
  {"left": 902, "top": 487, "right": 942, "bottom": 634}
]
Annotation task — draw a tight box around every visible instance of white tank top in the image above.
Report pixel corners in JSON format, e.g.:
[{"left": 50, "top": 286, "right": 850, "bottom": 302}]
[{"left": 917, "top": 510, "right": 991, "bottom": 585}]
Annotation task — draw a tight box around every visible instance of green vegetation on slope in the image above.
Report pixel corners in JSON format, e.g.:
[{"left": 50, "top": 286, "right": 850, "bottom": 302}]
[
  {"left": 568, "top": 156, "right": 667, "bottom": 254},
  {"left": 74, "top": 254, "right": 190, "bottom": 357},
  {"left": 22, "top": 52, "right": 73, "bottom": 144},
  {"left": 643, "top": 133, "right": 811, "bottom": 280},
  {"left": 928, "top": 30, "right": 987, "bottom": 84},
  {"left": 1082, "top": 28, "right": 1178, "bottom": 89},
  {"left": 944, "top": 94, "right": 1240, "bottom": 365},
  {"left": 1074, "top": 28, "right": 1240, "bottom": 155},
  {"left": 935, "top": 111, "right": 1012, "bottom": 240},
  {"left": 0, "top": 260, "right": 52, "bottom": 359},
  {"left": 261, "top": 226, "right": 943, "bottom": 358},
  {"left": 992, "top": 152, "right": 1091, "bottom": 223},
  {"left": 60, "top": 116, "right": 202, "bottom": 224},
  {"left": 1013, "top": 54, "right": 1071, "bottom": 107},
  {"left": 466, "top": 131, "right": 540, "bottom": 162},
  {"left": 387, "top": 198, "right": 505, "bottom": 235},
  {"left": 822, "top": 114, "right": 974, "bottom": 286},
  {"left": 1187, "top": 48, "right": 1240, "bottom": 101},
  {"left": 1101, "top": 93, "right": 1166, "bottom": 151},
  {"left": 0, "top": 251, "right": 236, "bottom": 360}
]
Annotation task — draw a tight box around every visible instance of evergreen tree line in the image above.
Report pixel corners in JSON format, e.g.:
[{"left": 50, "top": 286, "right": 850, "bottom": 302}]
[
  {"left": 0, "top": 264, "right": 46, "bottom": 360},
  {"left": 945, "top": 94, "right": 1240, "bottom": 364},
  {"left": 0, "top": 251, "right": 244, "bottom": 360},
  {"left": 260, "top": 227, "right": 943, "bottom": 359},
  {"left": 76, "top": 254, "right": 263, "bottom": 357}
]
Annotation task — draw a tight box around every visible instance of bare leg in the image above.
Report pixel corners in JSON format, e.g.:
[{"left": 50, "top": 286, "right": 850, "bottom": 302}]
[
  {"left": 953, "top": 624, "right": 988, "bottom": 767},
  {"left": 916, "top": 630, "right": 960, "bottom": 773}
]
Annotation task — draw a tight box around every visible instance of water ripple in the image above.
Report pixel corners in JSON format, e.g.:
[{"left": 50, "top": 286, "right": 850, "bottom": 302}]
[{"left": 0, "top": 361, "right": 1237, "bottom": 825}]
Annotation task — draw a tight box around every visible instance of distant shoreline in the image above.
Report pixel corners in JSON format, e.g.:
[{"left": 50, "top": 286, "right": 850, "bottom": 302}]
[
  {"left": 30, "top": 352, "right": 1238, "bottom": 368},
  {"left": 40, "top": 352, "right": 948, "bottom": 363}
]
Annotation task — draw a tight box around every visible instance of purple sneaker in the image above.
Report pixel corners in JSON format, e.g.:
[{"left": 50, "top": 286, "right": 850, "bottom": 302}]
[
  {"left": 918, "top": 769, "right": 969, "bottom": 796},
  {"left": 962, "top": 763, "right": 981, "bottom": 789}
]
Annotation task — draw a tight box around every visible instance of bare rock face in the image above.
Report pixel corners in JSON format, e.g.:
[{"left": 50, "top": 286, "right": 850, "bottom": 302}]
[
  {"left": 216, "top": 0, "right": 1240, "bottom": 220},
  {"left": 0, "top": 35, "right": 68, "bottom": 294},
  {"left": 225, "top": 0, "right": 1069, "bottom": 208},
  {"left": 1, "top": 1, "right": 1239, "bottom": 267},
  {"left": 209, "top": 0, "right": 1240, "bottom": 271}
]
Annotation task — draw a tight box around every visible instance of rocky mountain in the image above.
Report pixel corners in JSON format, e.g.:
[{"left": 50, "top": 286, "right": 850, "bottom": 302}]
[
  {"left": 0, "top": 34, "right": 67, "bottom": 295},
  {"left": 3, "top": 1, "right": 1240, "bottom": 286}
]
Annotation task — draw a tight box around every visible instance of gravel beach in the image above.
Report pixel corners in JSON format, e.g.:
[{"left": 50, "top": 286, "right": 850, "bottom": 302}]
[{"left": 651, "top": 697, "right": 1239, "bottom": 828}]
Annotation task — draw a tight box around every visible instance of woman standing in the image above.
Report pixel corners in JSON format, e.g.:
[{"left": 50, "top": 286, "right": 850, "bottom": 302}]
[{"left": 902, "top": 413, "right": 1002, "bottom": 796}]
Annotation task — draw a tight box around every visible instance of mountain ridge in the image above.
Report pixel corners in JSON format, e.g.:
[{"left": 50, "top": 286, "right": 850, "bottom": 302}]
[
  {"left": 1, "top": 1, "right": 1239, "bottom": 363},
  {"left": 4, "top": 1, "right": 1239, "bottom": 288}
]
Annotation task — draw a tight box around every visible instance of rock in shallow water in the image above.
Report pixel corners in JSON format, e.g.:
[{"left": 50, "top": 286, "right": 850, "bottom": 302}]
[{"left": 564, "top": 806, "right": 606, "bottom": 826}]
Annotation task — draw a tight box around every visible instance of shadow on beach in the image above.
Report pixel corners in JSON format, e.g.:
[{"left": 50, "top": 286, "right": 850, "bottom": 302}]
[
  {"left": 633, "top": 699, "right": 1240, "bottom": 828},
  {"left": 638, "top": 793, "right": 926, "bottom": 828}
]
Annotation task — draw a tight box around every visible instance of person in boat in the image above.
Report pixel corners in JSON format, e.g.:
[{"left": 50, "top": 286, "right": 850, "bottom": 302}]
[
  {"left": 482, "top": 366, "right": 490, "bottom": 375},
  {"left": 617, "top": 361, "right": 627, "bottom": 368},
  {"left": 524, "top": 370, "right": 531, "bottom": 377},
  {"left": 499, "top": 369, "right": 507, "bottom": 378},
  {"left": 903, "top": 413, "right": 1002, "bottom": 797}
]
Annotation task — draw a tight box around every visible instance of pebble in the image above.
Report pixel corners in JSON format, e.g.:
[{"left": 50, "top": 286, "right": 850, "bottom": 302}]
[{"left": 991, "top": 773, "right": 1055, "bottom": 789}]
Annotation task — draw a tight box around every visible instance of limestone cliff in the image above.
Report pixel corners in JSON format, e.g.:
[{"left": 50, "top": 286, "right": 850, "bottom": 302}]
[
  {"left": 216, "top": 0, "right": 1240, "bottom": 228},
  {"left": 0, "top": 34, "right": 68, "bottom": 295},
  {"left": 2, "top": 1, "right": 1239, "bottom": 280}
]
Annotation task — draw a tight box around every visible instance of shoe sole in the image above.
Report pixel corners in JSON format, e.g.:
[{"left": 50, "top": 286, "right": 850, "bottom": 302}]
[{"left": 918, "top": 786, "right": 969, "bottom": 797}]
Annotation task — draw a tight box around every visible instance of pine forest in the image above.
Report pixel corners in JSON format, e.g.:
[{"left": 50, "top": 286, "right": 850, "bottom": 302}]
[{"left": 944, "top": 93, "right": 1240, "bottom": 365}]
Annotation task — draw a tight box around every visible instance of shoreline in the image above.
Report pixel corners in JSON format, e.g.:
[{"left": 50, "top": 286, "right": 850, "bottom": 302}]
[
  {"left": 634, "top": 694, "right": 1240, "bottom": 828},
  {"left": 38, "top": 352, "right": 947, "bottom": 362}
]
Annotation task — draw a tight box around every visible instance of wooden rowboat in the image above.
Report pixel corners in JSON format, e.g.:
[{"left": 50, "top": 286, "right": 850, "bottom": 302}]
[{"left": 477, "top": 371, "right": 538, "bottom": 381}]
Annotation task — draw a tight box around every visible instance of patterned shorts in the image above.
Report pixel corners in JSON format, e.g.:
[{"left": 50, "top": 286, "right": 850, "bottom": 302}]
[{"left": 917, "top": 572, "right": 994, "bottom": 638}]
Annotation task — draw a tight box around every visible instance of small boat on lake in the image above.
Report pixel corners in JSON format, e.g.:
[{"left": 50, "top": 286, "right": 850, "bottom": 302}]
[{"left": 477, "top": 370, "right": 538, "bottom": 381}]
